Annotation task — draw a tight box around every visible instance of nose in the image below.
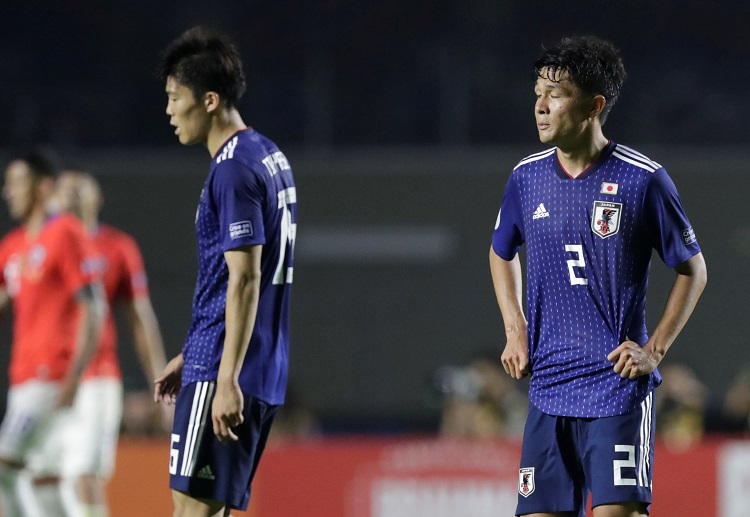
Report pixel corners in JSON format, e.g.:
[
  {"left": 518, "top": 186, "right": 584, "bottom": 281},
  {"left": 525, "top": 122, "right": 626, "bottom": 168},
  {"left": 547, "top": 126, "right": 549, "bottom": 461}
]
[
  {"left": 535, "top": 96, "right": 548, "bottom": 114},
  {"left": 165, "top": 101, "right": 173, "bottom": 117}
]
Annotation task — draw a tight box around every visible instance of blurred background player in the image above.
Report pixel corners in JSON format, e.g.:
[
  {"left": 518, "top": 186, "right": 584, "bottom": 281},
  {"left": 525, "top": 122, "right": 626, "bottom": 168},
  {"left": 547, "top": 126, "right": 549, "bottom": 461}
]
[
  {"left": 0, "top": 151, "right": 105, "bottom": 517},
  {"left": 55, "top": 169, "right": 168, "bottom": 517},
  {"left": 153, "top": 26, "right": 297, "bottom": 517}
]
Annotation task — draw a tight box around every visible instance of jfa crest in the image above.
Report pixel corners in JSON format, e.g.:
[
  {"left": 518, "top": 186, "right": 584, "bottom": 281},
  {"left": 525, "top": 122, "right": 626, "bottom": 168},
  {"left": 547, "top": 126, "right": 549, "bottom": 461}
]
[
  {"left": 518, "top": 467, "right": 535, "bottom": 497},
  {"left": 592, "top": 201, "right": 622, "bottom": 239}
]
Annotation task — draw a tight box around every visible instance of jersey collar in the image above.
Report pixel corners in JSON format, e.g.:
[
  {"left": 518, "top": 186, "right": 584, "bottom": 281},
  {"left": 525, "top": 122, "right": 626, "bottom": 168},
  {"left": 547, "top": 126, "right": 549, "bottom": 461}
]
[{"left": 553, "top": 140, "right": 615, "bottom": 180}]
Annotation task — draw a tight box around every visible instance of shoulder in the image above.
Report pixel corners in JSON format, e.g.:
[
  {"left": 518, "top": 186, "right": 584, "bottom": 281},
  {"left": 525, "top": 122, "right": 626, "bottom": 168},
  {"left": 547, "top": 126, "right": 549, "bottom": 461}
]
[
  {"left": 0, "top": 227, "right": 23, "bottom": 254},
  {"left": 211, "top": 132, "right": 268, "bottom": 183},
  {"left": 50, "top": 213, "right": 87, "bottom": 240},
  {"left": 512, "top": 147, "right": 556, "bottom": 172},
  {"left": 610, "top": 143, "right": 663, "bottom": 174},
  {"left": 98, "top": 224, "right": 140, "bottom": 253}
]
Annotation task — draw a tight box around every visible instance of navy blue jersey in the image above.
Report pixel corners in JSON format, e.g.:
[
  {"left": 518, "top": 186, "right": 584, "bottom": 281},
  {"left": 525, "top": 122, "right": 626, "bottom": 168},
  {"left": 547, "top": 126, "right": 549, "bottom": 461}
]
[
  {"left": 492, "top": 142, "right": 700, "bottom": 418},
  {"left": 182, "top": 128, "right": 296, "bottom": 405}
]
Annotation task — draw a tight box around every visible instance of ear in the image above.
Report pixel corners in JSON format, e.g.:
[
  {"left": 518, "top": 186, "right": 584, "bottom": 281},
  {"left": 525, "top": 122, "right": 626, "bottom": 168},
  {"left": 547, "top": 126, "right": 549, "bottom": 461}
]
[
  {"left": 590, "top": 95, "right": 607, "bottom": 119},
  {"left": 203, "top": 91, "right": 221, "bottom": 113}
]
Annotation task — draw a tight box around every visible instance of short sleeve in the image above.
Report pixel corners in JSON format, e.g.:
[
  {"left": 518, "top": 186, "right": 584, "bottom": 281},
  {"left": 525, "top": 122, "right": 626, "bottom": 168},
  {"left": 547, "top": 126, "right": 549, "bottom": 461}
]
[
  {"left": 211, "top": 160, "right": 267, "bottom": 252},
  {"left": 58, "top": 219, "right": 98, "bottom": 295},
  {"left": 116, "top": 233, "right": 149, "bottom": 300},
  {"left": 643, "top": 168, "right": 701, "bottom": 268},
  {"left": 0, "top": 237, "right": 9, "bottom": 289},
  {"left": 491, "top": 173, "right": 525, "bottom": 260}
]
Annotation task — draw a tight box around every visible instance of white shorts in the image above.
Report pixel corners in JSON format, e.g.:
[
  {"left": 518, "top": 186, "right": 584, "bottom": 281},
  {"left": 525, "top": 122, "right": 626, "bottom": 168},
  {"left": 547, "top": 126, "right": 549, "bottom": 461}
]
[
  {"left": 63, "top": 377, "right": 123, "bottom": 479},
  {"left": 0, "top": 380, "right": 72, "bottom": 476}
]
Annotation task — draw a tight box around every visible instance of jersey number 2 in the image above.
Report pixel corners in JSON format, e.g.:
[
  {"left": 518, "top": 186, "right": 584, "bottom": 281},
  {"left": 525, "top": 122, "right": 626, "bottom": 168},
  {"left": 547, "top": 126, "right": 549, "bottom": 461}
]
[{"left": 565, "top": 244, "right": 588, "bottom": 286}]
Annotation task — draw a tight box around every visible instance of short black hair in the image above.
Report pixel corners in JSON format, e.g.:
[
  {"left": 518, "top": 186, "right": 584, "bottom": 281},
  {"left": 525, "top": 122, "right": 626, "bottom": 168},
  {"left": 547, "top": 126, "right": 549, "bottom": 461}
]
[
  {"left": 10, "top": 150, "right": 57, "bottom": 180},
  {"left": 533, "top": 35, "right": 626, "bottom": 123},
  {"left": 157, "top": 26, "right": 246, "bottom": 108}
]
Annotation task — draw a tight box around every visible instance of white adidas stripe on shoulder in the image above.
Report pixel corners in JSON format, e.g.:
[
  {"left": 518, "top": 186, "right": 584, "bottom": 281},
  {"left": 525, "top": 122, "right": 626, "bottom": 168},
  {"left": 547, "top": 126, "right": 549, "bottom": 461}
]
[
  {"left": 513, "top": 148, "right": 556, "bottom": 170},
  {"left": 614, "top": 145, "right": 662, "bottom": 170}
]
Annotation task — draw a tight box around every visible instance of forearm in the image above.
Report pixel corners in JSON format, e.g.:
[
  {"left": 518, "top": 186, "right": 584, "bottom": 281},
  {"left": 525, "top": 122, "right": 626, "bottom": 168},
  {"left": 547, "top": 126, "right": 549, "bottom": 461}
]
[
  {"left": 130, "top": 298, "right": 168, "bottom": 380},
  {"left": 219, "top": 271, "right": 260, "bottom": 383},
  {"left": 68, "top": 298, "right": 103, "bottom": 380},
  {"left": 646, "top": 253, "right": 707, "bottom": 361},
  {"left": 489, "top": 248, "right": 527, "bottom": 336}
]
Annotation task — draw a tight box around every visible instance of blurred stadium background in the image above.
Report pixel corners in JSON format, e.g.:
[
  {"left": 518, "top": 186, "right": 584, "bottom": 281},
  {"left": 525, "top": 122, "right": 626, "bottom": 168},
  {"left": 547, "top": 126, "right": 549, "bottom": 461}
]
[{"left": 0, "top": 1, "right": 749, "bottom": 515}]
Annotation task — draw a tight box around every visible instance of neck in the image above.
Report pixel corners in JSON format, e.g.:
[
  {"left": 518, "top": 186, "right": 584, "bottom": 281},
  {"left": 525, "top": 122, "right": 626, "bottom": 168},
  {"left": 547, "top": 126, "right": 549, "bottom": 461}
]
[
  {"left": 555, "top": 129, "right": 609, "bottom": 178},
  {"left": 23, "top": 204, "right": 49, "bottom": 236},
  {"left": 82, "top": 214, "right": 99, "bottom": 234},
  {"left": 206, "top": 108, "right": 247, "bottom": 157}
]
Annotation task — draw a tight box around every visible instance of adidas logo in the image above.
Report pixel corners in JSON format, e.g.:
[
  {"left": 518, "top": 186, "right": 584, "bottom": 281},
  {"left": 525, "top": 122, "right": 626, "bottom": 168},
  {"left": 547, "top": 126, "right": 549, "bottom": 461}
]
[
  {"left": 532, "top": 203, "right": 550, "bottom": 220},
  {"left": 196, "top": 465, "right": 215, "bottom": 480}
]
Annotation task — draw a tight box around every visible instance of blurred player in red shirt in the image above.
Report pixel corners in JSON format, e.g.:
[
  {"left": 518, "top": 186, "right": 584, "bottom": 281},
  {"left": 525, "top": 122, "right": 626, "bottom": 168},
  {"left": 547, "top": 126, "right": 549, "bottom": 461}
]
[
  {"left": 0, "top": 151, "right": 105, "bottom": 517},
  {"left": 55, "top": 169, "right": 168, "bottom": 517}
]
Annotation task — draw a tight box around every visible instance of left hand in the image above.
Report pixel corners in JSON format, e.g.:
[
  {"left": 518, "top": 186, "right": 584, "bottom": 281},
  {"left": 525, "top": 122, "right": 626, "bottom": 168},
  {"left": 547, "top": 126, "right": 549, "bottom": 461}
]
[
  {"left": 212, "top": 380, "right": 244, "bottom": 443},
  {"left": 607, "top": 340, "right": 659, "bottom": 379}
]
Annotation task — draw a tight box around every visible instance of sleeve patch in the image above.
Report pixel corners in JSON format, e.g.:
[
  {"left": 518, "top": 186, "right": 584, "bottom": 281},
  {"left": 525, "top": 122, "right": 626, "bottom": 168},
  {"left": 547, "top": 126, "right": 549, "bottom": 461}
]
[
  {"left": 229, "top": 221, "right": 253, "bottom": 239},
  {"left": 682, "top": 226, "right": 696, "bottom": 245}
]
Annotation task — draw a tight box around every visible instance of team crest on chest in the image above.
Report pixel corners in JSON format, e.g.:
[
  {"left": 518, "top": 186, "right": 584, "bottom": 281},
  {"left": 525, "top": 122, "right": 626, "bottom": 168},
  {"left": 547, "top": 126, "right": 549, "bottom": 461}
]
[
  {"left": 592, "top": 201, "right": 622, "bottom": 239},
  {"left": 519, "top": 467, "right": 535, "bottom": 497}
]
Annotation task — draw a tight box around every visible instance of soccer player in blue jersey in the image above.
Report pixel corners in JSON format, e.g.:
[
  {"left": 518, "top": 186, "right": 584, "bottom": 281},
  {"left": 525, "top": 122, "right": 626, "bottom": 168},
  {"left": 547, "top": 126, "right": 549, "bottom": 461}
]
[
  {"left": 153, "top": 27, "right": 297, "bottom": 517},
  {"left": 490, "top": 36, "right": 707, "bottom": 517}
]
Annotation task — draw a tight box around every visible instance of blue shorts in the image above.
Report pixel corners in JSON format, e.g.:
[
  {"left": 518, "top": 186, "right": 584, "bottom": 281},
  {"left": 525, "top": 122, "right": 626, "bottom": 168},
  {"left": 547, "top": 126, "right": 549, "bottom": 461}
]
[
  {"left": 169, "top": 381, "right": 278, "bottom": 511},
  {"left": 516, "top": 392, "right": 655, "bottom": 516}
]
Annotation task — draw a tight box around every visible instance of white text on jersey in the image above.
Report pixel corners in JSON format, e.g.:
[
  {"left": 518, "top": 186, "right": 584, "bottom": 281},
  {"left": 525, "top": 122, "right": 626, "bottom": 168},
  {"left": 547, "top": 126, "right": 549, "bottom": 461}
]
[{"left": 261, "top": 151, "right": 291, "bottom": 177}]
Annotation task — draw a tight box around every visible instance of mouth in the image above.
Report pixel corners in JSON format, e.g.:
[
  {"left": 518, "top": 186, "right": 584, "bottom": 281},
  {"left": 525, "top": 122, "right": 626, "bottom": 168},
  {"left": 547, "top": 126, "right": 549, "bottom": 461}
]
[{"left": 537, "top": 122, "right": 550, "bottom": 131}]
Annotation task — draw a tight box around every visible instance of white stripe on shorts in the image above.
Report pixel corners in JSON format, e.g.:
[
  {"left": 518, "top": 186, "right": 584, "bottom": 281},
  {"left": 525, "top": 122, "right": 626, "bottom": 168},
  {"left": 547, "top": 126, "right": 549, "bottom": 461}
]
[
  {"left": 638, "top": 392, "right": 653, "bottom": 487},
  {"left": 180, "top": 381, "right": 214, "bottom": 477}
]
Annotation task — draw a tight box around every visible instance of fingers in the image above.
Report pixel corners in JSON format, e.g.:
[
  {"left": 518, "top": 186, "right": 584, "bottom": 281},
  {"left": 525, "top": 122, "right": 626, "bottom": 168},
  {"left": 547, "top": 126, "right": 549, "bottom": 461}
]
[
  {"left": 213, "top": 413, "right": 243, "bottom": 443},
  {"left": 501, "top": 355, "right": 528, "bottom": 379},
  {"left": 154, "top": 381, "right": 179, "bottom": 405},
  {"left": 608, "top": 342, "right": 650, "bottom": 379}
]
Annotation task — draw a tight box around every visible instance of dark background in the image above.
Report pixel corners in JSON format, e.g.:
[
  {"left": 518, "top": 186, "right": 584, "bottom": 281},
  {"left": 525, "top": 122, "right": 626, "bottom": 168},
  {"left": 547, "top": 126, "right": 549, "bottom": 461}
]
[{"left": 0, "top": 0, "right": 747, "bottom": 431}]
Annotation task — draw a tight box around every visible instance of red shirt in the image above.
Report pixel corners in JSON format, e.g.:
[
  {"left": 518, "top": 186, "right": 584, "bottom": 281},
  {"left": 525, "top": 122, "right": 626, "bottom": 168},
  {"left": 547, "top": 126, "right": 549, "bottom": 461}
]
[
  {"left": 0, "top": 214, "right": 98, "bottom": 385},
  {"left": 83, "top": 224, "right": 149, "bottom": 380}
]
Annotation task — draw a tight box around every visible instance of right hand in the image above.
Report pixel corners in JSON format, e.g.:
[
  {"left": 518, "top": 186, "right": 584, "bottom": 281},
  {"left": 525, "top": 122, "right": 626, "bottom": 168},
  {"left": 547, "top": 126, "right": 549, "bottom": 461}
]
[
  {"left": 153, "top": 354, "right": 184, "bottom": 405},
  {"left": 501, "top": 330, "right": 529, "bottom": 379}
]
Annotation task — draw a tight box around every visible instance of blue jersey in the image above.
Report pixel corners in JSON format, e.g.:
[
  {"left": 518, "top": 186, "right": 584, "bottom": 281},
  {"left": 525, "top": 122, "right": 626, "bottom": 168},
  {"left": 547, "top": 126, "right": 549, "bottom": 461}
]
[
  {"left": 491, "top": 142, "right": 700, "bottom": 418},
  {"left": 182, "top": 128, "right": 296, "bottom": 405}
]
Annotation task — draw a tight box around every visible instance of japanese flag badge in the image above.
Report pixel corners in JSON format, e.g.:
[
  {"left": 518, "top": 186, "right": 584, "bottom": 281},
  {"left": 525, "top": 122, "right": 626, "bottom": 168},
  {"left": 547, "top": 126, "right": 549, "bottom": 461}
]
[{"left": 601, "top": 182, "right": 619, "bottom": 195}]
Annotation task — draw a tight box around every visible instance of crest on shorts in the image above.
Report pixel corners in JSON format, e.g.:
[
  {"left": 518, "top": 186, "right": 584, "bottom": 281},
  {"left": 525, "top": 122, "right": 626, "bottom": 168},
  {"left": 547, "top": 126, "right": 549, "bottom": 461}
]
[
  {"left": 592, "top": 201, "right": 622, "bottom": 239},
  {"left": 519, "top": 467, "right": 535, "bottom": 497}
]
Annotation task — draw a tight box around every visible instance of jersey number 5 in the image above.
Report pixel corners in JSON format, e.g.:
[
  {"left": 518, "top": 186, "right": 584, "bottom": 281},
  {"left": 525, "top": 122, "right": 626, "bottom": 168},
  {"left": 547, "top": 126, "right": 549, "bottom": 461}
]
[{"left": 565, "top": 244, "right": 588, "bottom": 286}]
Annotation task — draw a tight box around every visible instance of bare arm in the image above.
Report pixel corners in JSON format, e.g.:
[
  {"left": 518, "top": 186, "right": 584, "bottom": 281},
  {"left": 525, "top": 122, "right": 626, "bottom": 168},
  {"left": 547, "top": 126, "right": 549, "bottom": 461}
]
[
  {"left": 0, "top": 288, "right": 10, "bottom": 322},
  {"left": 57, "top": 283, "right": 106, "bottom": 407},
  {"left": 124, "top": 296, "right": 167, "bottom": 383},
  {"left": 608, "top": 252, "right": 707, "bottom": 378},
  {"left": 213, "top": 245, "right": 262, "bottom": 442},
  {"left": 489, "top": 247, "right": 529, "bottom": 379}
]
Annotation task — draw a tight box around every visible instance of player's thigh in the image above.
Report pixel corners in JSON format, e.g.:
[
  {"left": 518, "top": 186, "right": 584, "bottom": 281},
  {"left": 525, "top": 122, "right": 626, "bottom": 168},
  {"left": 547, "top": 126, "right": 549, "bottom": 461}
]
[
  {"left": 520, "top": 513, "right": 575, "bottom": 517},
  {"left": 583, "top": 392, "right": 655, "bottom": 511},
  {"left": 0, "top": 381, "right": 61, "bottom": 467},
  {"left": 63, "top": 377, "right": 123, "bottom": 478},
  {"left": 516, "top": 405, "right": 585, "bottom": 515},
  {"left": 169, "top": 381, "right": 278, "bottom": 511},
  {"left": 172, "top": 489, "right": 229, "bottom": 517},
  {"left": 592, "top": 502, "right": 647, "bottom": 517}
]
